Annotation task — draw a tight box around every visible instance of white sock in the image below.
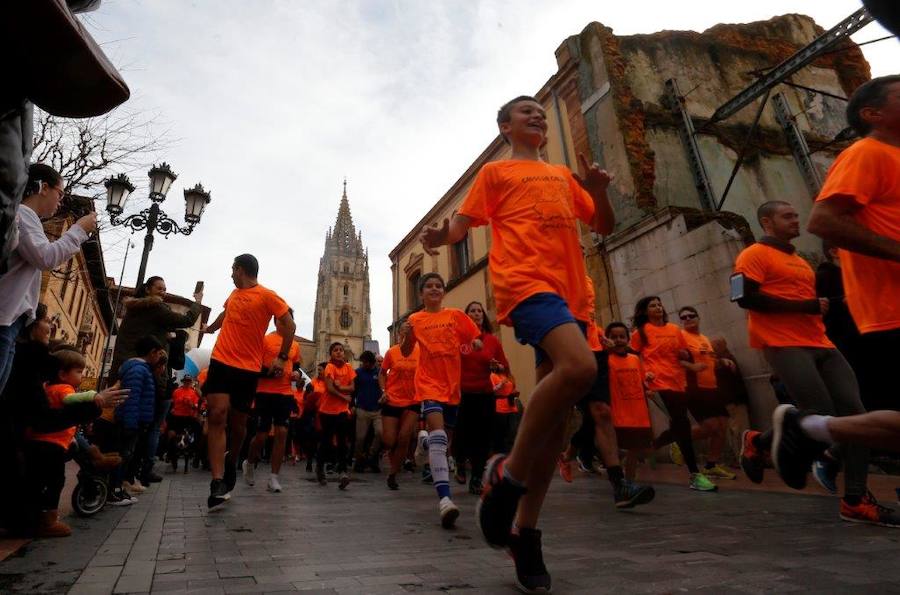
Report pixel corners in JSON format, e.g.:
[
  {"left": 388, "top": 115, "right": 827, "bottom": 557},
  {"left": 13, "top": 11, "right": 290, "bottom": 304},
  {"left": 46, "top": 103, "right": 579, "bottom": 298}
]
[
  {"left": 800, "top": 414, "right": 833, "bottom": 444},
  {"left": 427, "top": 430, "right": 451, "bottom": 499}
]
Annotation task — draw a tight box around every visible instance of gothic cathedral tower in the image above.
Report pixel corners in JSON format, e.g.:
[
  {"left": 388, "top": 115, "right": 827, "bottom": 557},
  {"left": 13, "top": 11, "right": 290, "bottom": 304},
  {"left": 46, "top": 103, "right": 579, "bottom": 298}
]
[{"left": 312, "top": 181, "right": 372, "bottom": 365}]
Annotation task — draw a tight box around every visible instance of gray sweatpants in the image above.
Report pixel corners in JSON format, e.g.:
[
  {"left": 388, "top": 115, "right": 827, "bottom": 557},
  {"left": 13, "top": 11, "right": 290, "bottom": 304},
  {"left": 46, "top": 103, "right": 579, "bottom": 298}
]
[{"left": 763, "top": 346, "right": 868, "bottom": 498}]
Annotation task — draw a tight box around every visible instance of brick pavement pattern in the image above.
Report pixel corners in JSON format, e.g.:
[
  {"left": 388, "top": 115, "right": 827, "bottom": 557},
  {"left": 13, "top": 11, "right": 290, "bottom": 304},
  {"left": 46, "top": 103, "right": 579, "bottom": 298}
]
[{"left": 2, "top": 465, "right": 900, "bottom": 594}]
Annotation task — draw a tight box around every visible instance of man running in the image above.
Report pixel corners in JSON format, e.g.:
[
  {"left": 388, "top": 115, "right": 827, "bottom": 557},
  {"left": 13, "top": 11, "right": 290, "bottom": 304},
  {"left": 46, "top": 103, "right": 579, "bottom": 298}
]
[{"left": 201, "top": 254, "right": 295, "bottom": 510}]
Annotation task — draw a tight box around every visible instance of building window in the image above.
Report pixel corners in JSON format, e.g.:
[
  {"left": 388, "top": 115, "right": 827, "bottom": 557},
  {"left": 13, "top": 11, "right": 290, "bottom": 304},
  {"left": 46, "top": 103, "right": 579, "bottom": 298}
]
[
  {"left": 343, "top": 263, "right": 350, "bottom": 273},
  {"left": 340, "top": 307, "right": 352, "bottom": 329},
  {"left": 408, "top": 270, "right": 421, "bottom": 311},
  {"left": 343, "top": 284, "right": 349, "bottom": 297},
  {"left": 451, "top": 236, "right": 470, "bottom": 280}
]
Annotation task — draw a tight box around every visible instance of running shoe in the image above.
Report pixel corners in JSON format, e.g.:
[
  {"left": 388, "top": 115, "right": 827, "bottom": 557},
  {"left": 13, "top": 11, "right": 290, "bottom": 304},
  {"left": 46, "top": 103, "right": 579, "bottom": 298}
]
[
  {"left": 439, "top": 497, "right": 460, "bottom": 529},
  {"left": 468, "top": 477, "right": 483, "bottom": 496},
  {"left": 811, "top": 458, "right": 839, "bottom": 495},
  {"left": 267, "top": 476, "right": 282, "bottom": 493},
  {"left": 207, "top": 479, "right": 230, "bottom": 511},
  {"left": 387, "top": 474, "right": 399, "bottom": 490},
  {"left": 305, "top": 460, "right": 313, "bottom": 473},
  {"left": 414, "top": 430, "right": 429, "bottom": 467},
  {"left": 455, "top": 468, "right": 468, "bottom": 485},
  {"left": 740, "top": 430, "right": 766, "bottom": 484},
  {"left": 840, "top": 493, "right": 900, "bottom": 528},
  {"left": 142, "top": 471, "right": 163, "bottom": 484},
  {"left": 448, "top": 456, "right": 457, "bottom": 474},
  {"left": 123, "top": 480, "right": 146, "bottom": 495},
  {"left": 557, "top": 456, "right": 573, "bottom": 483},
  {"left": 703, "top": 464, "right": 737, "bottom": 480},
  {"left": 771, "top": 405, "right": 829, "bottom": 490},
  {"left": 421, "top": 464, "right": 433, "bottom": 484},
  {"left": 242, "top": 460, "right": 256, "bottom": 486},
  {"left": 224, "top": 460, "right": 237, "bottom": 492},
  {"left": 338, "top": 473, "right": 350, "bottom": 490},
  {"left": 575, "top": 454, "right": 596, "bottom": 474},
  {"left": 614, "top": 480, "right": 656, "bottom": 509},
  {"left": 476, "top": 454, "right": 526, "bottom": 549},
  {"left": 403, "top": 458, "right": 415, "bottom": 472},
  {"left": 508, "top": 528, "right": 552, "bottom": 593},
  {"left": 689, "top": 472, "right": 718, "bottom": 492},
  {"left": 108, "top": 488, "right": 136, "bottom": 507},
  {"left": 669, "top": 443, "right": 684, "bottom": 466}
]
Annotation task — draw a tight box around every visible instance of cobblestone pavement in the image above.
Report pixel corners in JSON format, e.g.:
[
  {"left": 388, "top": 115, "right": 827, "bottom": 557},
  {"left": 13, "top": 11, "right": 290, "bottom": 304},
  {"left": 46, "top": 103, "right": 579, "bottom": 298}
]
[{"left": 2, "top": 463, "right": 900, "bottom": 594}]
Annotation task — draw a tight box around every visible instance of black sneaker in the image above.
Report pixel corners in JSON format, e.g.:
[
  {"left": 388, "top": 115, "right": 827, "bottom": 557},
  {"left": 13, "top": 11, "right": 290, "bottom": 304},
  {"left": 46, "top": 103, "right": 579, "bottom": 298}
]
[
  {"left": 338, "top": 473, "right": 350, "bottom": 490},
  {"left": 476, "top": 454, "right": 526, "bottom": 549},
  {"left": 207, "top": 479, "right": 230, "bottom": 511},
  {"left": 387, "top": 474, "right": 399, "bottom": 490},
  {"left": 108, "top": 488, "right": 136, "bottom": 507},
  {"left": 740, "top": 430, "right": 766, "bottom": 484},
  {"left": 614, "top": 480, "right": 656, "bottom": 509},
  {"left": 468, "top": 477, "right": 483, "bottom": 496},
  {"left": 772, "top": 405, "right": 829, "bottom": 490},
  {"left": 223, "top": 460, "right": 237, "bottom": 493},
  {"left": 508, "top": 528, "right": 551, "bottom": 593},
  {"left": 403, "top": 459, "right": 415, "bottom": 472}
]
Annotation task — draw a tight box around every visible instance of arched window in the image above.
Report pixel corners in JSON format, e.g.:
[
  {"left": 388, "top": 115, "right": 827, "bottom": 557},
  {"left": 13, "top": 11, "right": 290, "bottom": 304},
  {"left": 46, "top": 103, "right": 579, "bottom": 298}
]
[
  {"left": 343, "top": 284, "right": 349, "bottom": 297},
  {"left": 343, "top": 263, "right": 350, "bottom": 273},
  {"left": 340, "top": 307, "right": 352, "bottom": 329},
  {"left": 408, "top": 270, "right": 421, "bottom": 310}
]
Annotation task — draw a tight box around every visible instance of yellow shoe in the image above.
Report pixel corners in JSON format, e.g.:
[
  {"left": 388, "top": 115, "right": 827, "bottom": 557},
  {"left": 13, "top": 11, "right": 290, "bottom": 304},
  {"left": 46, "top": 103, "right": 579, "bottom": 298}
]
[
  {"left": 669, "top": 443, "right": 684, "bottom": 466},
  {"left": 703, "top": 464, "right": 737, "bottom": 480}
]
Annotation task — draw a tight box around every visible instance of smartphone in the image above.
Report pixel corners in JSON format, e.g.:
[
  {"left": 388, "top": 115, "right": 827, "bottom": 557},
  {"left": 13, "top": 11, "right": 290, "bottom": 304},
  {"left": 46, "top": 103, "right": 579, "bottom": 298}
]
[
  {"left": 194, "top": 280, "right": 204, "bottom": 294},
  {"left": 729, "top": 273, "right": 745, "bottom": 302}
]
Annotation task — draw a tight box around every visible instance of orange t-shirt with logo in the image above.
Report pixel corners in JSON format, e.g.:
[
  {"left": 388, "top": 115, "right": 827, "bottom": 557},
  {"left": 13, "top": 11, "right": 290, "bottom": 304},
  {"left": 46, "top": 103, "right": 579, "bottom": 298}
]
[
  {"left": 608, "top": 352, "right": 651, "bottom": 429},
  {"left": 30, "top": 384, "right": 77, "bottom": 450},
  {"left": 171, "top": 386, "right": 200, "bottom": 417},
  {"left": 409, "top": 308, "right": 481, "bottom": 404},
  {"left": 734, "top": 243, "right": 833, "bottom": 349},
  {"left": 211, "top": 284, "right": 290, "bottom": 372},
  {"left": 682, "top": 331, "right": 718, "bottom": 390},
  {"left": 815, "top": 137, "right": 900, "bottom": 334},
  {"left": 381, "top": 343, "right": 419, "bottom": 408},
  {"left": 491, "top": 372, "right": 519, "bottom": 414},
  {"left": 256, "top": 334, "right": 301, "bottom": 395},
  {"left": 630, "top": 323, "right": 688, "bottom": 393},
  {"left": 319, "top": 361, "right": 356, "bottom": 415},
  {"left": 458, "top": 160, "right": 597, "bottom": 324}
]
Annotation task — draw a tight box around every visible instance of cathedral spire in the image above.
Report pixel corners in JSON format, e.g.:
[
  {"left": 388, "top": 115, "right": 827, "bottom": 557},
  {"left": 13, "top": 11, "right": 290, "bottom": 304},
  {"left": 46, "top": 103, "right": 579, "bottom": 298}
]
[{"left": 330, "top": 179, "right": 362, "bottom": 256}]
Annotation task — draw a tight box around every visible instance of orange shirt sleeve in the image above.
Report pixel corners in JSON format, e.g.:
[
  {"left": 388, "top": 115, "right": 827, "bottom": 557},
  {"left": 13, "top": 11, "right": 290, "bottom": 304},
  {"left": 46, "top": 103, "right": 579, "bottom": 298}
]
[
  {"left": 454, "top": 310, "right": 481, "bottom": 345},
  {"left": 630, "top": 329, "right": 643, "bottom": 352},
  {"left": 734, "top": 246, "right": 767, "bottom": 284},
  {"left": 381, "top": 348, "right": 394, "bottom": 372},
  {"left": 816, "top": 140, "right": 889, "bottom": 207},
  {"left": 265, "top": 289, "right": 290, "bottom": 319},
  {"left": 458, "top": 164, "right": 494, "bottom": 227}
]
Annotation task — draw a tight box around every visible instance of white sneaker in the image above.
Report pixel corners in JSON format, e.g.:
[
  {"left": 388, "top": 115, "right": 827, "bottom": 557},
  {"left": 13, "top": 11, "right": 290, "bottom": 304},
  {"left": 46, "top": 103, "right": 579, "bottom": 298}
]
[
  {"left": 242, "top": 460, "right": 256, "bottom": 486},
  {"left": 123, "top": 480, "right": 146, "bottom": 494},
  {"left": 267, "top": 475, "right": 282, "bottom": 493},
  {"left": 414, "top": 430, "right": 429, "bottom": 467},
  {"left": 448, "top": 456, "right": 457, "bottom": 474},
  {"left": 439, "top": 496, "right": 459, "bottom": 529}
]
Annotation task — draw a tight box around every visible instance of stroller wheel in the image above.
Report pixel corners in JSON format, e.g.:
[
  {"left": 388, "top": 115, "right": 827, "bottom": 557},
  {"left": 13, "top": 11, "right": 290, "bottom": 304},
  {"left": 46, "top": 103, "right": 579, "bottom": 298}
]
[{"left": 72, "top": 476, "right": 108, "bottom": 517}]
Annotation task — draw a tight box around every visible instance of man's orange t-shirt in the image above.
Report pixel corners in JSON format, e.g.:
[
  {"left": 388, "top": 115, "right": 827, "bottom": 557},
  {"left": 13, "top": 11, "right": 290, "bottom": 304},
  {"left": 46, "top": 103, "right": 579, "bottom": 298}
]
[
  {"left": 381, "top": 343, "right": 419, "bottom": 408},
  {"left": 409, "top": 308, "right": 481, "bottom": 404},
  {"left": 491, "top": 372, "right": 519, "bottom": 414},
  {"left": 458, "top": 160, "right": 596, "bottom": 324},
  {"left": 682, "top": 331, "right": 717, "bottom": 390},
  {"left": 256, "top": 334, "right": 301, "bottom": 395},
  {"left": 30, "top": 384, "right": 77, "bottom": 450},
  {"left": 171, "top": 386, "right": 200, "bottom": 417},
  {"left": 734, "top": 243, "right": 833, "bottom": 349},
  {"left": 815, "top": 137, "right": 900, "bottom": 334},
  {"left": 608, "top": 352, "right": 651, "bottom": 429},
  {"left": 211, "top": 284, "right": 290, "bottom": 372},
  {"left": 630, "top": 323, "right": 688, "bottom": 393},
  {"left": 319, "top": 361, "right": 356, "bottom": 415}
]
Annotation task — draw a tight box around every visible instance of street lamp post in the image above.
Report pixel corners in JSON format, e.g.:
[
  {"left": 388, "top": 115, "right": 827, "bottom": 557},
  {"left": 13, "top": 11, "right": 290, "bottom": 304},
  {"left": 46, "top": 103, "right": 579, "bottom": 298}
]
[{"left": 103, "top": 164, "right": 211, "bottom": 288}]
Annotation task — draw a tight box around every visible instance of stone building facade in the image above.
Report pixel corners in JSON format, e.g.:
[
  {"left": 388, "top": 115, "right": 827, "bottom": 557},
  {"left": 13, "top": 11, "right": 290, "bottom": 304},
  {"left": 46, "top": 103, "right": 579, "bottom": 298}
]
[
  {"left": 312, "top": 182, "right": 373, "bottom": 366},
  {"left": 389, "top": 14, "right": 869, "bottom": 425}
]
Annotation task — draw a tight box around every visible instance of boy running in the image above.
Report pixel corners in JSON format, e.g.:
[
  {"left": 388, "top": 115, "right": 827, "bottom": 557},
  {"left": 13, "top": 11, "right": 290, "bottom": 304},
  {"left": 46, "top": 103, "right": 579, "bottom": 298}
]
[
  {"left": 318, "top": 343, "right": 355, "bottom": 489},
  {"left": 421, "top": 95, "right": 614, "bottom": 592}
]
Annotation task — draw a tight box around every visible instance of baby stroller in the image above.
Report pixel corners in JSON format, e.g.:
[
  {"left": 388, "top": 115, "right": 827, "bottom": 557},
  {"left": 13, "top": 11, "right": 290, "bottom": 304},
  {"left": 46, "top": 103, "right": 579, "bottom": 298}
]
[{"left": 70, "top": 432, "right": 120, "bottom": 517}]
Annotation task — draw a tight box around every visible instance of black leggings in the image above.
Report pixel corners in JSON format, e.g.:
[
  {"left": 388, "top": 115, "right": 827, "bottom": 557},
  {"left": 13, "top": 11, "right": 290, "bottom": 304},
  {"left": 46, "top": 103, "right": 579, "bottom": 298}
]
[
  {"left": 653, "top": 390, "right": 700, "bottom": 473},
  {"left": 317, "top": 413, "right": 350, "bottom": 473},
  {"left": 453, "top": 392, "right": 494, "bottom": 479},
  {"left": 23, "top": 440, "right": 67, "bottom": 512}
]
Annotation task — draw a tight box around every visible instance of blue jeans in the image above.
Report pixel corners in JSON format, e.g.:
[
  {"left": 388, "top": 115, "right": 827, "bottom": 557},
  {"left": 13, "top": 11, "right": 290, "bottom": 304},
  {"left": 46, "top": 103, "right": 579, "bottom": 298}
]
[
  {"left": 0, "top": 314, "right": 27, "bottom": 395},
  {"left": 142, "top": 399, "right": 171, "bottom": 479}
]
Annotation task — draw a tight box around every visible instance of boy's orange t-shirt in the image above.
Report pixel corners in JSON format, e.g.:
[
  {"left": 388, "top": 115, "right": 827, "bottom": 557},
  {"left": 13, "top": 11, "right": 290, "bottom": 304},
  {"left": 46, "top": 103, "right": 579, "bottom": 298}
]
[
  {"left": 682, "top": 331, "right": 718, "bottom": 390},
  {"left": 256, "top": 334, "right": 301, "bottom": 395},
  {"left": 815, "top": 137, "right": 900, "bottom": 334},
  {"left": 170, "top": 386, "right": 200, "bottom": 417},
  {"left": 211, "top": 284, "right": 290, "bottom": 372},
  {"left": 409, "top": 308, "right": 481, "bottom": 404},
  {"left": 319, "top": 361, "right": 356, "bottom": 415},
  {"left": 630, "top": 323, "right": 689, "bottom": 393},
  {"left": 733, "top": 243, "right": 833, "bottom": 349},
  {"left": 608, "top": 352, "right": 651, "bottom": 429},
  {"left": 490, "top": 372, "right": 518, "bottom": 414},
  {"left": 381, "top": 343, "right": 419, "bottom": 408},
  {"left": 458, "top": 160, "right": 596, "bottom": 325},
  {"left": 29, "top": 384, "right": 77, "bottom": 450}
]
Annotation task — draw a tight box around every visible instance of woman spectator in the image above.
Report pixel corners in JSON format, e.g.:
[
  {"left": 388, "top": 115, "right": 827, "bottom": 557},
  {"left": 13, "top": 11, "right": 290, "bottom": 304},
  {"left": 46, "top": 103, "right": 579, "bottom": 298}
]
[
  {"left": 0, "top": 163, "right": 96, "bottom": 394},
  {"left": 453, "top": 301, "right": 511, "bottom": 495}
]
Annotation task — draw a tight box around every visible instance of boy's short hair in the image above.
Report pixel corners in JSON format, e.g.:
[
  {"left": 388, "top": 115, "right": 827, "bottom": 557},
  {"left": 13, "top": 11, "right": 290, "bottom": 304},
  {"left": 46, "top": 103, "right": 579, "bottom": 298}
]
[
  {"left": 417, "top": 272, "right": 445, "bottom": 293},
  {"left": 359, "top": 350, "right": 376, "bottom": 364},
  {"left": 234, "top": 253, "right": 260, "bottom": 278},
  {"left": 604, "top": 321, "right": 629, "bottom": 337},
  {"left": 52, "top": 347, "right": 86, "bottom": 372},
  {"left": 846, "top": 75, "right": 900, "bottom": 136},
  {"left": 135, "top": 335, "right": 165, "bottom": 356},
  {"left": 497, "top": 95, "right": 539, "bottom": 144},
  {"left": 678, "top": 305, "right": 699, "bottom": 317},
  {"left": 328, "top": 342, "right": 344, "bottom": 355}
]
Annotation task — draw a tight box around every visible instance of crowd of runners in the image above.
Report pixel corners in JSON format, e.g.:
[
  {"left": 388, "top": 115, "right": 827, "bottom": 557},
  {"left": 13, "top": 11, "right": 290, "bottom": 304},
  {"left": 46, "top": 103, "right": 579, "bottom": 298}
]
[{"left": 0, "top": 74, "right": 897, "bottom": 594}]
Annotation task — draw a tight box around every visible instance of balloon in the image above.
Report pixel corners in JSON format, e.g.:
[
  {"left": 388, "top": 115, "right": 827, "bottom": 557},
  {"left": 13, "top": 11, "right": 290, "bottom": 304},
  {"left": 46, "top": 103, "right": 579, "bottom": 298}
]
[{"left": 174, "top": 347, "right": 211, "bottom": 382}]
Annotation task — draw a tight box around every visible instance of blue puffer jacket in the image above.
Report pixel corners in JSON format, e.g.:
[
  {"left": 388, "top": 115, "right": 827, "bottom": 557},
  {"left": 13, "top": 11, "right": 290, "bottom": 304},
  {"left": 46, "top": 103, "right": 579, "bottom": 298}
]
[{"left": 116, "top": 358, "right": 156, "bottom": 430}]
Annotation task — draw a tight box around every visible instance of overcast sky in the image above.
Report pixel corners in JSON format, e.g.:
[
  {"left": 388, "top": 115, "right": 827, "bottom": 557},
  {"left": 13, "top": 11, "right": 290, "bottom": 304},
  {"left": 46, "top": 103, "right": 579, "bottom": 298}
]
[{"left": 83, "top": 1, "right": 895, "bottom": 351}]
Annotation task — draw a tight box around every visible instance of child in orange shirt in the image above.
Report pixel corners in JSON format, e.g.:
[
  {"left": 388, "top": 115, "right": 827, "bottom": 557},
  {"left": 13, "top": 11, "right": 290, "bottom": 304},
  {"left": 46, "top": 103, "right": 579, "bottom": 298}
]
[
  {"left": 318, "top": 343, "right": 356, "bottom": 489},
  {"left": 489, "top": 362, "right": 518, "bottom": 455},
  {"left": 402, "top": 273, "right": 481, "bottom": 528},
  {"left": 421, "top": 95, "right": 614, "bottom": 591}
]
